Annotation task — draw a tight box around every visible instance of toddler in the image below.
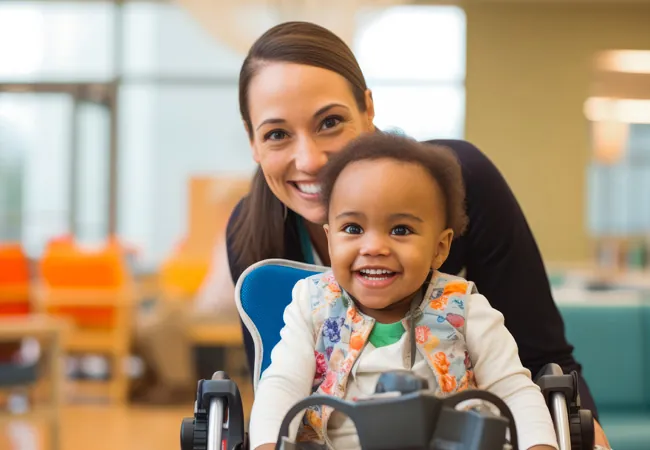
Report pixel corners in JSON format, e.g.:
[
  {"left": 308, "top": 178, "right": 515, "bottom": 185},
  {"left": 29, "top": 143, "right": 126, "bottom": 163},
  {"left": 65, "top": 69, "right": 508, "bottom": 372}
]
[{"left": 250, "top": 132, "right": 558, "bottom": 450}]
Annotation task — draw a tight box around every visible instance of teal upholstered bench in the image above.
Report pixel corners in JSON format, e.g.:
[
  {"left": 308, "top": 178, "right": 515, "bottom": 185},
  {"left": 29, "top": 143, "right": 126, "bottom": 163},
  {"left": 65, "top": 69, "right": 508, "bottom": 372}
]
[{"left": 558, "top": 298, "right": 650, "bottom": 450}]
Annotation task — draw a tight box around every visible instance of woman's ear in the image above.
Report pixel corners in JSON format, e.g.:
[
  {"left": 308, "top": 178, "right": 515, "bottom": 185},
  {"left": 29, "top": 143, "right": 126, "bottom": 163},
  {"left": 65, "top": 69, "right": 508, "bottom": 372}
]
[
  {"left": 431, "top": 228, "right": 454, "bottom": 270},
  {"left": 364, "top": 89, "right": 375, "bottom": 128}
]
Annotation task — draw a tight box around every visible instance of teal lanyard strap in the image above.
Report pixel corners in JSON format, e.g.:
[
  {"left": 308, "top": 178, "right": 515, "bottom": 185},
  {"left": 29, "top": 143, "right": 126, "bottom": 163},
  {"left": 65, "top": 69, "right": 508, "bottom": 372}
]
[{"left": 297, "top": 216, "right": 315, "bottom": 265}]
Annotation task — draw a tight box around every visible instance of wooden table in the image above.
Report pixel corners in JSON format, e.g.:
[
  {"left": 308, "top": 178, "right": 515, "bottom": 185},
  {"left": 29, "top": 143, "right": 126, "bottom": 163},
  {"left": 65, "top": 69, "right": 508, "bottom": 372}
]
[
  {"left": 0, "top": 314, "right": 68, "bottom": 450},
  {"left": 188, "top": 312, "right": 246, "bottom": 383},
  {"left": 189, "top": 320, "right": 243, "bottom": 346},
  {"left": 33, "top": 285, "right": 136, "bottom": 404}
]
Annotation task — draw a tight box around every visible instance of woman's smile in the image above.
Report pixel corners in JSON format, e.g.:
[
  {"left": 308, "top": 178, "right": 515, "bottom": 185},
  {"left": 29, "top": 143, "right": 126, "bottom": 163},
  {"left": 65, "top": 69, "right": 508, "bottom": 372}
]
[{"left": 291, "top": 181, "right": 322, "bottom": 199}]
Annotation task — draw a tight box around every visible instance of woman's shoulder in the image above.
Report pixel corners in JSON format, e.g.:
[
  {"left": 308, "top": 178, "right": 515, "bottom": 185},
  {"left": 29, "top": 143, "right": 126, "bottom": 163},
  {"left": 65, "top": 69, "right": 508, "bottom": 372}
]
[
  {"left": 422, "top": 139, "right": 502, "bottom": 184},
  {"left": 422, "top": 139, "right": 523, "bottom": 228}
]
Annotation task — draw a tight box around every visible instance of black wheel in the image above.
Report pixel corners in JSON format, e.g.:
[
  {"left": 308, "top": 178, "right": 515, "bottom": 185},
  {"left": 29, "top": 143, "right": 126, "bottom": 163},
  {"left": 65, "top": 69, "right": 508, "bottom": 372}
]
[{"left": 180, "top": 416, "right": 207, "bottom": 450}]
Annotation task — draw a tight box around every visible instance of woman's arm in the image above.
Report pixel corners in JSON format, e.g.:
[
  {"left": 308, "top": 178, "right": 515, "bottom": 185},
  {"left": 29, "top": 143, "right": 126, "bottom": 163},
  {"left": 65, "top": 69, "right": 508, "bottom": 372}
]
[
  {"left": 249, "top": 279, "right": 317, "bottom": 449},
  {"left": 465, "top": 293, "right": 559, "bottom": 450}
]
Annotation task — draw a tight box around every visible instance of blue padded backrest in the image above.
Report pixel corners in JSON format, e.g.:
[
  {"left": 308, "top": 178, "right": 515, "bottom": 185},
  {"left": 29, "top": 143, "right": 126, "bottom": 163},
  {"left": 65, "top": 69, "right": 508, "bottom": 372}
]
[
  {"left": 237, "top": 260, "right": 326, "bottom": 382},
  {"left": 643, "top": 303, "right": 650, "bottom": 407},
  {"left": 558, "top": 302, "right": 649, "bottom": 409}
]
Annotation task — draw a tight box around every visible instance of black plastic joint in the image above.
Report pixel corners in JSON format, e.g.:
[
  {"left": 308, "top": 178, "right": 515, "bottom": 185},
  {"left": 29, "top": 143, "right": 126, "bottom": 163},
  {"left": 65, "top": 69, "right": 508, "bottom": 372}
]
[
  {"left": 200, "top": 379, "right": 240, "bottom": 411},
  {"left": 537, "top": 374, "right": 576, "bottom": 405}
]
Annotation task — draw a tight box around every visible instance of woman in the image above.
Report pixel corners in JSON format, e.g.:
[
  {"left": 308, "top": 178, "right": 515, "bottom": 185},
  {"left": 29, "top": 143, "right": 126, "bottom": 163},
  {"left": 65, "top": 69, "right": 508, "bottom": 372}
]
[{"left": 225, "top": 21, "right": 609, "bottom": 446}]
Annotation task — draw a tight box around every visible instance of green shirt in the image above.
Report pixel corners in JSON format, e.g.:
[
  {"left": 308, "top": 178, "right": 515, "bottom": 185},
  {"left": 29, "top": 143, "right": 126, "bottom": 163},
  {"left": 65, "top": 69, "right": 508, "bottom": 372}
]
[{"left": 368, "top": 321, "right": 406, "bottom": 348}]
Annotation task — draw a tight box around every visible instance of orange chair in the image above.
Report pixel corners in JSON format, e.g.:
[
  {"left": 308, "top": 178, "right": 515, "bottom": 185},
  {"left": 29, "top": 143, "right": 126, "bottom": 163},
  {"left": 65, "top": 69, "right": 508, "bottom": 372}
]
[
  {"left": 35, "top": 237, "right": 135, "bottom": 404},
  {"left": 39, "top": 238, "right": 128, "bottom": 329},
  {"left": 159, "top": 238, "right": 211, "bottom": 301},
  {"left": 0, "top": 243, "right": 31, "bottom": 315}
]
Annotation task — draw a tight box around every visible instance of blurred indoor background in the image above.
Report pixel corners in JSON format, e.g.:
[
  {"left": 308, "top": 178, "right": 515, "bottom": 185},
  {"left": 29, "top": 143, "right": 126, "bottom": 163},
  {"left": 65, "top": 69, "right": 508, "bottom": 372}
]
[{"left": 0, "top": 0, "right": 649, "bottom": 449}]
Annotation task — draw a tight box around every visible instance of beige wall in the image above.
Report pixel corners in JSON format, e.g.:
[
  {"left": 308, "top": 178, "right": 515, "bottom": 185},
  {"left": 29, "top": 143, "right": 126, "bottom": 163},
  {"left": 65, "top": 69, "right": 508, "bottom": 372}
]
[{"left": 464, "top": 3, "right": 650, "bottom": 263}]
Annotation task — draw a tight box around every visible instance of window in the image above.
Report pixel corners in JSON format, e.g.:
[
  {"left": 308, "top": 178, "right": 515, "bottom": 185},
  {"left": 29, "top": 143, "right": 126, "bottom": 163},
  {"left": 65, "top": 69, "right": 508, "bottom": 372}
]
[
  {"left": 0, "top": 1, "right": 115, "bottom": 82},
  {"left": 0, "top": 1, "right": 115, "bottom": 256},
  {"left": 0, "top": 117, "right": 24, "bottom": 242},
  {"left": 0, "top": 93, "right": 73, "bottom": 256},
  {"left": 354, "top": 6, "right": 466, "bottom": 140},
  {"left": 117, "top": 3, "right": 252, "bottom": 265},
  {"left": 585, "top": 51, "right": 650, "bottom": 239},
  {"left": 587, "top": 123, "right": 650, "bottom": 236}
]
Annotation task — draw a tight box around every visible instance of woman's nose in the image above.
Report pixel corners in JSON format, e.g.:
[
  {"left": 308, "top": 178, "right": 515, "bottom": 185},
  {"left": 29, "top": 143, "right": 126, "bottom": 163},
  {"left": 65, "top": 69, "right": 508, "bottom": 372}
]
[{"left": 294, "top": 136, "right": 328, "bottom": 175}]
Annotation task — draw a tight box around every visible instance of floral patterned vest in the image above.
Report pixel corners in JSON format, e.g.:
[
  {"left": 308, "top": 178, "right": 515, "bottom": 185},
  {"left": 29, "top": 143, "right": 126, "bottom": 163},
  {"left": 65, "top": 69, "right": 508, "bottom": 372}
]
[{"left": 295, "top": 270, "right": 479, "bottom": 445}]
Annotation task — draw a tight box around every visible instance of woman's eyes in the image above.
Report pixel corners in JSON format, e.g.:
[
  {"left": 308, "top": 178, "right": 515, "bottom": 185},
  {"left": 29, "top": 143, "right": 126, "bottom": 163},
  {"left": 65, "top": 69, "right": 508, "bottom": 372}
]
[
  {"left": 264, "top": 130, "right": 288, "bottom": 141},
  {"left": 320, "top": 115, "right": 343, "bottom": 131},
  {"left": 262, "top": 116, "right": 343, "bottom": 141}
]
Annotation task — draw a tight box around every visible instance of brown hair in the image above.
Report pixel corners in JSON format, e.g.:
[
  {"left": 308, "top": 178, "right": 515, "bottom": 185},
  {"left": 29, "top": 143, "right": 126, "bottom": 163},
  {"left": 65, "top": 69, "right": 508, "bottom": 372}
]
[
  {"left": 231, "top": 21, "right": 370, "bottom": 269},
  {"left": 319, "top": 132, "right": 469, "bottom": 237}
]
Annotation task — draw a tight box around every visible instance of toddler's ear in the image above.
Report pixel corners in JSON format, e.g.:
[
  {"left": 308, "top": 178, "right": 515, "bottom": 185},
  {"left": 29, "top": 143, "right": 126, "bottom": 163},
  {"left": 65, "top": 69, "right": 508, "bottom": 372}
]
[
  {"left": 431, "top": 228, "right": 454, "bottom": 270},
  {"left": 323, "top": 224, "right": 333, "bottom": 255}
]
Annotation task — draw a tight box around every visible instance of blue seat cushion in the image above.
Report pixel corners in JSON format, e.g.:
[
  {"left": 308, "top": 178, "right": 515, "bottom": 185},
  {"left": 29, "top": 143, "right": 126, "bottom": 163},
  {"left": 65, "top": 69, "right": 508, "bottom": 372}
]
[
  {"left": 558, "top": 304, "right": 647, "bottom": 409},
  {"left": 598, "top": 410, "right": 650, "bottom": 450}
]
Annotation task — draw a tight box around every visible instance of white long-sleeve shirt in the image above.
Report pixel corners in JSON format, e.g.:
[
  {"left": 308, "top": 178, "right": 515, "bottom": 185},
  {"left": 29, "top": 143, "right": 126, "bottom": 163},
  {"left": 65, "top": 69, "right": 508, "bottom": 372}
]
[{"left": 250, "top": 279, "right": 559, "bottom": 450}]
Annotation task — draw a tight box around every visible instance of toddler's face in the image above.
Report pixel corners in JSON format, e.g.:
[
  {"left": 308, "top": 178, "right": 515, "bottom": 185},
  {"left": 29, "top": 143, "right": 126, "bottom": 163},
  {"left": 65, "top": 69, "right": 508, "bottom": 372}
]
[{"left": 324, "top": 158, "right": 453, "bottom": 324}]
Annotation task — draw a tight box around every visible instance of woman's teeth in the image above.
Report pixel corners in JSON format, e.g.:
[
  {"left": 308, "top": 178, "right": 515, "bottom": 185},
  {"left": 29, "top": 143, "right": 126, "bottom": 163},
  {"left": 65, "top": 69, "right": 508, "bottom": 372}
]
[{"left": 295, "top": 182, "right": 321, "bottom": 195}]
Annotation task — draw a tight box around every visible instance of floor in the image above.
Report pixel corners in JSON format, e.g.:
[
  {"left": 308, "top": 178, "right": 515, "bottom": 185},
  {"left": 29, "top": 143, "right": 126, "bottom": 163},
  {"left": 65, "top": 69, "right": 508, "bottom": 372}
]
[
  {"left": 2, "top": 404, "right": 192, "bottom": 450},
  {"left": 0, "top": 388, "right": 254, "bottom": 450}
]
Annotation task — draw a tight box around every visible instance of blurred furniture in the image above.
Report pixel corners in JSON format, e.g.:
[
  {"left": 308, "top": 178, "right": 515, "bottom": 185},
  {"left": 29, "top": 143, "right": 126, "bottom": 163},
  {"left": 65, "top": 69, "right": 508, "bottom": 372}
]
[
  {"left": 0, "top": 314, "right": 67, "bottom": 450},
  {"left": 556, "top": 292, "right": 650, "bottom": 450},
  {"left": 160, "top": 176, "right": 249, "bottom": 303},
  {"left": 189, "top": 310, "right": 243, "bottom": 346},
  {"left": 190, "top": 309, "right": 246, "bottom": 384},
  {"left": 34, "top": 237, "right": 136, "bottom": 404},
  {"left": 160, "top": 176, "right": 250, "bottom": 384},
  {"left": 129, "top": 176, "right": 250, "bottom": 400},
  {"left": 160, "top": 176, "right": 248, "bottom": 364},
  {"left": 0, "top": 243, "right": 31, "bottom": 315},
  {"left": 0, "top": 244, "right": 37, "bottom": 418}
]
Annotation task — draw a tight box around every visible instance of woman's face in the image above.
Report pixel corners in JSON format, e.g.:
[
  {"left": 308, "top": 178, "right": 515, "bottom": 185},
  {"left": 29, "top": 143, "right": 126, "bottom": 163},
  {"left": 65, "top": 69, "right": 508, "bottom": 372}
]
[{"left": 246, "top": 62, "right": 375, "bottom": 225}]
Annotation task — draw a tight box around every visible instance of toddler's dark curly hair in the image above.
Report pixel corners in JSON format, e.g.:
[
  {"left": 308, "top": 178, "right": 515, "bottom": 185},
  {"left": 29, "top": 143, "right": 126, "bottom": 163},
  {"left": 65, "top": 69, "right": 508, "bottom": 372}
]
[{"left": 319, "top": 132, "right": 468, "bottom": 237}]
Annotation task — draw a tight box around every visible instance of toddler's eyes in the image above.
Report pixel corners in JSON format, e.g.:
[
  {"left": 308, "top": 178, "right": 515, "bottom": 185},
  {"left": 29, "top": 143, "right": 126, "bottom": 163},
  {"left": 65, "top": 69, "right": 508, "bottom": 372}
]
[
  {"left": 343, "top": 224, "right": 363, "bottom": 234},
  {"left": 391, "top": 225, "right": 412, "bottom": 236}
]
